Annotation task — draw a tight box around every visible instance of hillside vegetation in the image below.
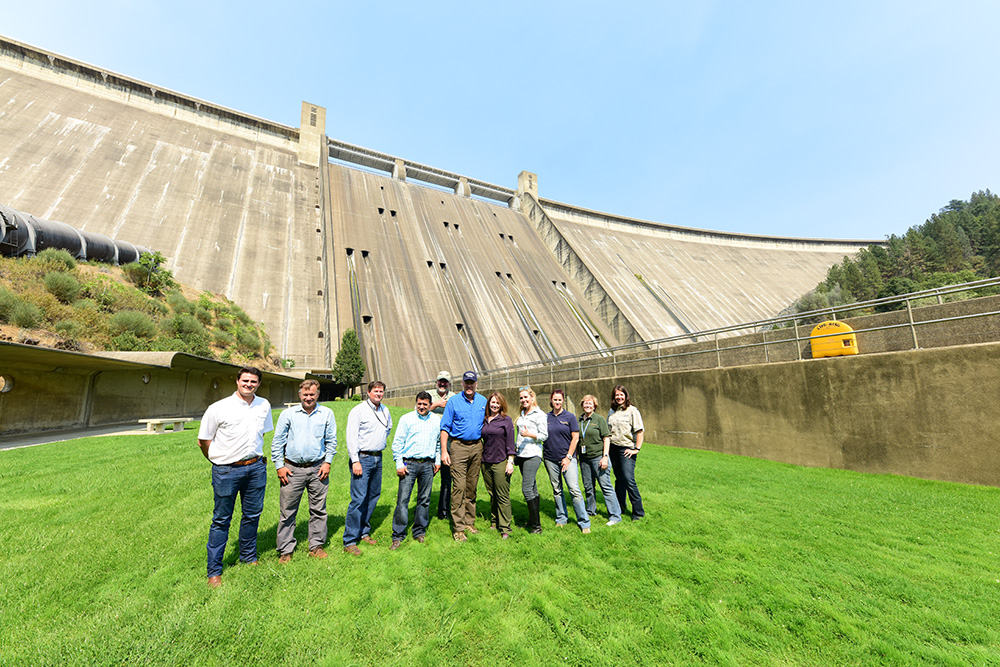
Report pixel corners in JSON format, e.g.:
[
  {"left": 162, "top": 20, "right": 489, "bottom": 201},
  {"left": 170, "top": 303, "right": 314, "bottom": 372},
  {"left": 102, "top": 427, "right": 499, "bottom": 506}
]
[
  {"left": 0, "top": 249, "right": 284, "bottom": 370},
  {"left": 794, "top": 190, "right": 1000, "bottom": 315}
]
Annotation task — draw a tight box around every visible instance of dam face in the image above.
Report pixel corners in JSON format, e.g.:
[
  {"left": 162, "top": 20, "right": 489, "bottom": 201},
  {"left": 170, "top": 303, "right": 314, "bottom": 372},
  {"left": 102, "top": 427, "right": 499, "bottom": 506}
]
[{"left": 0, "top": 37, "right": 873, "bottom": 386}]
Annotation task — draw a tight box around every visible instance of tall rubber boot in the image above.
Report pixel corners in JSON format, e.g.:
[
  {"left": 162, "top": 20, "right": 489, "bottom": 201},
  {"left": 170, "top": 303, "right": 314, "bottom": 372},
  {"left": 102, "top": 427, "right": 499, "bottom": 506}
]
[{"left": 527, "top": 497, "right": 543, "bottom": 534}]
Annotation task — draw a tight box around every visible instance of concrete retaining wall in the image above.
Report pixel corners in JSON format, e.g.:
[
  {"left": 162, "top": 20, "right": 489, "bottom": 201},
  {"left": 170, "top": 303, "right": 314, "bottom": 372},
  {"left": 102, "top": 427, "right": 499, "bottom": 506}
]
[
  {"left": 0, "top": 344, "right": 301, "bottom": 436},
  {"left": 388, "top": 342, "right": 1000, "bottom": 487}
]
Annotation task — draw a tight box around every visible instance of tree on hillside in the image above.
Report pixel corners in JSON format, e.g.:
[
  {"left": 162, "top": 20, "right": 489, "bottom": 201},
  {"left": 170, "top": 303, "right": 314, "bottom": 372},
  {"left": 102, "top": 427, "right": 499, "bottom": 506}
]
[
  {"left": 792, "top": 190, "right": 1000, "bottom": 316},
  {"left": 333, "top": 328, "right": 365, "bottom": 396}
]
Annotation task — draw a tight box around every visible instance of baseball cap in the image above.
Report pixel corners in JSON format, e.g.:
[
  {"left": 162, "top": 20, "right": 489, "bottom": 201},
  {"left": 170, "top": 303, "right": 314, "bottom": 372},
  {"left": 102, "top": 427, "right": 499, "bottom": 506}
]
[
  {"left": 463, "top": 371, "right": 477, "bottom": 383},
  {"left": 437, "top": 371, "right": 451, "bottom": 382}
]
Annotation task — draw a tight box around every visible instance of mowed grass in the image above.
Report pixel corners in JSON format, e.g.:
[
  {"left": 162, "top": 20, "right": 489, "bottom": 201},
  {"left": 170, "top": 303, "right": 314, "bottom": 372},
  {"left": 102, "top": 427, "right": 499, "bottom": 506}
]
[{"left": 1, "top": 402, "right": 999, "bottom": 666}]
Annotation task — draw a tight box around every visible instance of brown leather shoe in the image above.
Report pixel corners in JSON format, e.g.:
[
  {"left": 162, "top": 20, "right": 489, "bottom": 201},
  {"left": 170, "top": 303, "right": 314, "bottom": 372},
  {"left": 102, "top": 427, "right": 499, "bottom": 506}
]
[
  {"left": 467, "top": 526, "right": 480, "bottom": 534},
  {"left": 343, "top": 544, "right": 362, "bottom": 556},
  {"left": 453, "top": 532, "right": 467, "bottom": 543},
  {"left": 308, "top": 547, "right": 328, "bottom": 559},
  {"left": 415, "top": 535, "right": 425, "bottom": 543},
  {"left": 390, "top": 540, "right": 402, "bottom": 551},
  {"left": 278, "top": 553, "right": 292, "bottom": 564},
  {"left": 207, "top": 575, "right": 222, "bottom": 588},
  {"left": 360, "top": 535, "right": 378, "bottom": 546}
]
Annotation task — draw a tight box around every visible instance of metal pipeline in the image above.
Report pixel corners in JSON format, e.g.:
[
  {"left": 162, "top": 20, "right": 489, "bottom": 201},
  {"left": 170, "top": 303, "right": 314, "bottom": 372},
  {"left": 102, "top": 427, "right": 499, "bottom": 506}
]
[{"left": 0, "top": 203, "right": 149, "bottom": 264}]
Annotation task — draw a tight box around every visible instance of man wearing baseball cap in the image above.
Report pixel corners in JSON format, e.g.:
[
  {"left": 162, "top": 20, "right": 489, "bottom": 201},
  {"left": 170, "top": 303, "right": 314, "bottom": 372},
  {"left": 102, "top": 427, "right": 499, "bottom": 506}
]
[
  {"left": 430, "top": 371, "right": 455, "bottom": 519},
  {"left": 438, "top": 370, "right": 487, "bottom": 541}
]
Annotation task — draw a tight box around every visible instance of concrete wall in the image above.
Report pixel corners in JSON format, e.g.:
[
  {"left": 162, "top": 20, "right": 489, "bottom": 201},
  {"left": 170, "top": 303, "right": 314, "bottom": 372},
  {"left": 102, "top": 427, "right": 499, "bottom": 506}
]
[
  {"left": 324, "top": 162, "right": 616, "bottom": 387},
  {"left": 0, "top": 344, "right": 301, "bottom": 436},
  {"left": 535, "top": 197, "right": 872, "bottom": 341},
  {"left": 416, "top": 342, "right": 1000, "bottom": 487}
]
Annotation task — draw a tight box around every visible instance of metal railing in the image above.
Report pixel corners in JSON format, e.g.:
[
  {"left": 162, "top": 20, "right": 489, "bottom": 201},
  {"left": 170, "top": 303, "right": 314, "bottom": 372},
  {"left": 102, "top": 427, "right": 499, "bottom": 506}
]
[{"left": 385, "top": 277, "right": 1000, "bottom": 398}]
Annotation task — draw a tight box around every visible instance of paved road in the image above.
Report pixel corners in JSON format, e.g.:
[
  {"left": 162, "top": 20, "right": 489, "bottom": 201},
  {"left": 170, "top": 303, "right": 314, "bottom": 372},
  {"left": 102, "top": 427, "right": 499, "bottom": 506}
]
[{"left": 0, "top": 424, "right": 159, "bottom": 451}]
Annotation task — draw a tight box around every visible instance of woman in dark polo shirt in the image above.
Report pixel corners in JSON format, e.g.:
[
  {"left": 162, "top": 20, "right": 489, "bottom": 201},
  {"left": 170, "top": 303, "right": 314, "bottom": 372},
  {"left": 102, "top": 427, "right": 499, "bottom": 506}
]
[
  {"left": 480, "top": 392, "right": 516, "bottom": 539},
  {"left": 543, "top": 389, "right": 591, "bottom": 533}
]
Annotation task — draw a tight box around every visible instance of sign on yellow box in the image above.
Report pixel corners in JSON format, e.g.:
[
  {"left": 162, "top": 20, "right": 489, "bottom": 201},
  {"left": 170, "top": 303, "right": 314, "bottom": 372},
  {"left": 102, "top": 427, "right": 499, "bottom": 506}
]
[{"left": 810, "top": 320, "right": 859, "bottom": 357}]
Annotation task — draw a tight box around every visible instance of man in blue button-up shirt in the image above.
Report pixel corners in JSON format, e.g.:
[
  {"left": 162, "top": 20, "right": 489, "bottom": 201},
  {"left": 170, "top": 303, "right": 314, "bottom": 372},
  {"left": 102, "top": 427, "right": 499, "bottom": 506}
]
[
  {"left": 389, "top": 391, "right": 441, "bottom": 550},
  {"left": 439, "top": 371, "right": 487, "bottom": 541},
  {"left": 271, "top": 379, "right": 337, "bottom": 562}
]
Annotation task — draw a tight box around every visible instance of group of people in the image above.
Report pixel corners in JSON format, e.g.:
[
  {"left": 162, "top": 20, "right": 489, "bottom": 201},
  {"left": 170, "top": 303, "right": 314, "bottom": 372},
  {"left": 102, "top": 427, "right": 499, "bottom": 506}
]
[{"left": 195, "top": 366, "right": 646, "bottom": 587}]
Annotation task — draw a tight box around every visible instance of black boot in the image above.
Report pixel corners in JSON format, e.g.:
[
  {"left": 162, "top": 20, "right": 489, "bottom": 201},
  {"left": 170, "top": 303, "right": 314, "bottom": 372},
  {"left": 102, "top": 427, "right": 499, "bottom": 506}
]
[{"left": 527, "top": 497, "right": 542, "bottom": 534}]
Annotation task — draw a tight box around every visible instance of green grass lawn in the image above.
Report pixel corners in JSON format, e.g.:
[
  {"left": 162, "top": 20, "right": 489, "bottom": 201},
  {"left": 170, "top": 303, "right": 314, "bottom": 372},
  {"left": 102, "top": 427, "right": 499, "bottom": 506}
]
[{"left": 2, "top": 401, "right": 999, "bottom": 666}]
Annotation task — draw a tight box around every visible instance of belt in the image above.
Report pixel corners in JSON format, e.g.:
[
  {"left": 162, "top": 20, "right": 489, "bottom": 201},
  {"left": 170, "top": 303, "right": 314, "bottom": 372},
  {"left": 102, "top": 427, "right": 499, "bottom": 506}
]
[
  {"left": 452, "top": 438, "right": 481, "bottom": 445},
  {"left": 222, "top": 456, "right": 261, "bottom": 466},
  {"left": 404, "top": 457, "right": 434, "bottom": 462},
  {"left": 285, "top": 459, "right": 322, "bottom": 467},
  {"left": 359, "top": 450, "right": 382, "bottom": 457}
]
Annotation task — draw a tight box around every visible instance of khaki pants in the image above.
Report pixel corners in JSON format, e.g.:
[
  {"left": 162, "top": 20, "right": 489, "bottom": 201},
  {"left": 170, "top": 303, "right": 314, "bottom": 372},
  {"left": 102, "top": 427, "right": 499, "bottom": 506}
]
[
  {"left": 481, "top": 461, "right": 512, "bottom": 535},
  {"left": 447, "top": 438, "right": 482, "bottom": 532}
]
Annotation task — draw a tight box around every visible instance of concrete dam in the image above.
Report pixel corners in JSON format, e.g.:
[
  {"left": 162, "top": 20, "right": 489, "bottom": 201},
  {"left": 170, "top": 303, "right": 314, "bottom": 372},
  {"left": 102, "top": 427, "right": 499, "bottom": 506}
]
[{"left": 0, "top": 36, "right": 873, "bottom": 387}]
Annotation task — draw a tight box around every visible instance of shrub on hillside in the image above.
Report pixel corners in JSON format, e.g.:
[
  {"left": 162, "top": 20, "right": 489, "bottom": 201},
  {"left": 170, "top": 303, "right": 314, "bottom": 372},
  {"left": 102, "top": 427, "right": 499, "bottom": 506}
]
[
  {"left": 231, "top": 305, "right": 253, "bottom": 325},
  {"left": 109, "top": 310, "right": 158, "bottom": 339},
  {"left": 121, "top": 250, "right": 177, "bottom": 295},
  {"left": 213, "top": 330, "right": 235, "bottom": 347},
  {"left": 161, "top": 313, "right": 205, "bottom": 338},
  {"left": 37, "top": 248, "right": 77, "bottom": 271},
  {"left": 84, "top": 275, "right": 155, "bottom": 313},
  {"left": 151, "top": 334, "right": 212, "bottom": 358},
  {"left": 194, "top": 307, "right": 213, "bottom": 326},
  {"left": 44, "top": 271, "right": 82, "bottom": 304},
  {"left": 166, "top": 291, "right": 194, "bottom": 314},
  {"left": 54, "top": 319, "right": 83, "bottom": 338},
  {"left": 10, "top": 300, "right": 43, "bottom": 328},
  {"left": 236, "top": 329, "right": 262, "bottom": 356},
  {"left": 215, "top": 317, "right": 233, "bottom": 331},
  {"left": 0, "top": 287, "right": 17, "bottom": 322},
  {"left": 110, "top": 332, "right": 151, "bottom": 351}
]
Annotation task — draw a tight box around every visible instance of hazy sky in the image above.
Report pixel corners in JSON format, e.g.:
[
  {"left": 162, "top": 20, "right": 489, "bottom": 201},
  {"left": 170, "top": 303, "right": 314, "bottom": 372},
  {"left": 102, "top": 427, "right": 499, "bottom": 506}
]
[{"left": 4, "top": 1, "right": 998, "bottom": 240}]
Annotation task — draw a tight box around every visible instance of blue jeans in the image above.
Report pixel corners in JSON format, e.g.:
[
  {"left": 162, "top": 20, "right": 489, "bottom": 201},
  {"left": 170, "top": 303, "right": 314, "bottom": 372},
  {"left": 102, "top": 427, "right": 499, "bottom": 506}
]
[
  {"left": 436, "top": 464, "right": 451, "bottom": 517},
  {"left": 609, "top": 446, "right": 644, "bottom": 519},
  {"left": 543, "top": 458, "right": 590, "bottom": 529},
  {"left": 392, "top": 458, "right": 435, "bottom": 541},
  {"left": 207, "top": 459, "right": 267, "bottom": 577},
  {"left": 579, "top": 456, "right": 622, "bottom": 522},
  {"left": 344, "top": 453, "right": 382, "bottom": 545}
]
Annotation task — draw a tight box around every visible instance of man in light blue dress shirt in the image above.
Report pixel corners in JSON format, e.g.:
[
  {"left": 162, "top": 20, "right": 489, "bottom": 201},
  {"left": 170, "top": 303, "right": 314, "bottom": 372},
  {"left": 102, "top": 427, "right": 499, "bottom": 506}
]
[
  {"left": 271, "top": 379, "right": 337, "bottom": 562},
  {"left": 343, "top": 380, "right": 392, "bottom": 555},
  {"left": 389, "top": 391, "right": 441, "bottom": 550}
]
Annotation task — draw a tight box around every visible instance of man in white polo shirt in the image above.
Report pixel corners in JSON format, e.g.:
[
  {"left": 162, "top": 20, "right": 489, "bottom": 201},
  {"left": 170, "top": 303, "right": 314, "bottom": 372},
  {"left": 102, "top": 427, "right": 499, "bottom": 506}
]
[{"left": 197, "top": 366, "right": 273, "bottom": 588}]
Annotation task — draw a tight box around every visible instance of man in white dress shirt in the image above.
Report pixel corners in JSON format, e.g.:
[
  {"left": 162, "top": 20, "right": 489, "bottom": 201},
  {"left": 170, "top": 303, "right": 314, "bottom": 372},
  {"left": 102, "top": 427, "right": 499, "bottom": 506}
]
[
  {"left": 197, "top": 367, "right": 273, "bottom": 588},
  {"left": 343, "top": 380, "right": 392, "bottom": 555}
]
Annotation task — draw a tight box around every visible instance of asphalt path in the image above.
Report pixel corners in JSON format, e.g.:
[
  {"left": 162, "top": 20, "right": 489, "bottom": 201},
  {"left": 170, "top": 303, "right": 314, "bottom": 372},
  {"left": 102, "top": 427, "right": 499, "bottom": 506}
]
[{"left": 0, "top": 423, "right": 159, "bottom": 451}]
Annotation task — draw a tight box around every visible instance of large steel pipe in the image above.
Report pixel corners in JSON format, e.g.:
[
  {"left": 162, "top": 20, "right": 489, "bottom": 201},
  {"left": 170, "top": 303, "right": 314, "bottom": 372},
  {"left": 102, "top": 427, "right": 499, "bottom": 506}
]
[{"left": 0, "top": 203, "right": 148, "bottom": 264}]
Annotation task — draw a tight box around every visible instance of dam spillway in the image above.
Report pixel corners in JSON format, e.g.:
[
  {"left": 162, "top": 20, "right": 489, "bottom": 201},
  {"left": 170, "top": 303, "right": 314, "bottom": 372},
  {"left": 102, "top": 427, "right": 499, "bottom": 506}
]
[{"left": 0, "top": 35, "right": 874, "bottom": 387}]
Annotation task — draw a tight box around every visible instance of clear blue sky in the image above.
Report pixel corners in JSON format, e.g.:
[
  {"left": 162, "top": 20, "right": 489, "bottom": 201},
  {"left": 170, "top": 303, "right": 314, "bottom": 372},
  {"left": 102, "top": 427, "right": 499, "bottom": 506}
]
[{"left": 4, "top": 1, "right": 998, "bottom": 240}]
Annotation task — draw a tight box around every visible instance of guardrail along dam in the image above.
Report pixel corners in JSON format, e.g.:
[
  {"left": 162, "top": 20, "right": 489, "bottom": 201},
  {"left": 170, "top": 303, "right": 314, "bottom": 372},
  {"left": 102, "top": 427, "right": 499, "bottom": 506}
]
[{"left": 0, "top": 36, "right": 875, "bottom": 386}]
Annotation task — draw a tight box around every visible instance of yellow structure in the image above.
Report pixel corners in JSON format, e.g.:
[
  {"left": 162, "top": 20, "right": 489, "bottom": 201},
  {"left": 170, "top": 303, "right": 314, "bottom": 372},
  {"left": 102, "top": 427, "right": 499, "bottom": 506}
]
[{"left": 810, "top": 320, "right": 859, "bottom": 357}]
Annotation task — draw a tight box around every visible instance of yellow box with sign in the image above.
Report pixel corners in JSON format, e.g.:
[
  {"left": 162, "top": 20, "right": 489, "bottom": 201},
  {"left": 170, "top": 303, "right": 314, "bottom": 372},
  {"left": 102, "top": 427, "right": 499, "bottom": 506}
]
[{"left": 810, "top": 320, "right": 858, "bottom": 358}]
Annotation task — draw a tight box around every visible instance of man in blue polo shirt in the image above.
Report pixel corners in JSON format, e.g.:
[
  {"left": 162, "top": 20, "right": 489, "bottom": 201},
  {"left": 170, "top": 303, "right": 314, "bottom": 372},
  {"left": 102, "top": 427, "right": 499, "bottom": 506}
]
[{"left": 439, "top": 371, "right": 487, "bottom": 542}]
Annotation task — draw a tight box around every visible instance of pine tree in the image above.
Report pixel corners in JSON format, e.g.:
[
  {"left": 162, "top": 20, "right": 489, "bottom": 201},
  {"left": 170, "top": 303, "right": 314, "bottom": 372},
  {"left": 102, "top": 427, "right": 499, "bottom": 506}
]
[{"left": 332, "top": 329, "right": 365, "bottom": 396}]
